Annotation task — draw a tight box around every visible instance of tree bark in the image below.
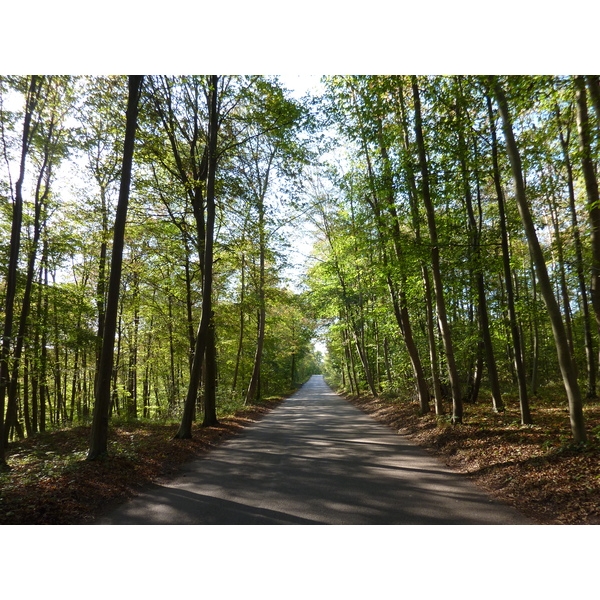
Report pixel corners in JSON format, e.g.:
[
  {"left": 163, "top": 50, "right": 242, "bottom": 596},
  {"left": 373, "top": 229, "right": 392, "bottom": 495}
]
[
  {"left": 4, "top": 135, "right": 53, "bottom": 443},
  {"left": 492, "top": 77, "right": 587, "bottom": 443},
  {"left": 575, "top": 76, "right": 600, "bottom": 335},
  {"left": 87, "top": 75, "right": 143, "bottom": 460},
  {"left": 244, "top": 156, "right": 269, "bottom": 405},
  {"left": 176, "top": 75, "right": 220, "bottom": 437},
  {"left": 0, "top": 76, "right": 43, "bottom": 468},
  {"left": 411, "top": 76, "right": 463, "bottom": 423},
  {"left": 455, "top": 86, "right": 504, "bottom": 412},
  {"left": 371, "top": 115, "right": 430, "bottom": 413},
  {"left": 395, "top": 82, "right": 444, "bottom": 414},
  {"left": 486, "top": 92, "right": 532, "bottom": 424},
  {"left": 231, "top": 253, "right": 246, "bottom": 394},
  {"left": 555, "top": 102, "right": 597, "bottom": 397}
]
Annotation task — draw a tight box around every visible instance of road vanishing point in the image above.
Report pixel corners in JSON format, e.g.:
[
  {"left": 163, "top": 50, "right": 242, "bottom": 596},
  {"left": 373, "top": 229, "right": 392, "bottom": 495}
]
[{"left": 97, "top": 375, "right": 530, "bottom": 525}]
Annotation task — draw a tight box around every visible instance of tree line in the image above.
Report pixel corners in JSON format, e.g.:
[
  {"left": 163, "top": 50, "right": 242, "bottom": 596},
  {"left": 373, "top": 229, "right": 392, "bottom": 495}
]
[
  {"left": 2, "top": 74, "right": 599, "bottom": 471},
  {"left": 0, "top": 75, "right": 322, "bottom": 468},
  {"left": 308, "top": 75, "right": 600, "bottom": 444}
]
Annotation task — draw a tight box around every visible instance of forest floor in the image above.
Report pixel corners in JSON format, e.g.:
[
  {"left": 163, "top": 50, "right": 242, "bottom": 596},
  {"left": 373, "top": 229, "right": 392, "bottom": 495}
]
[
  {"left": 345, "top": 389, "right": 600, "bottom": 525},
  {"left": 0, "top": 397, "right": 285, "bottom": 525},
  {"left": 2, "top": 386, "right": 599, "bottom": 525}
]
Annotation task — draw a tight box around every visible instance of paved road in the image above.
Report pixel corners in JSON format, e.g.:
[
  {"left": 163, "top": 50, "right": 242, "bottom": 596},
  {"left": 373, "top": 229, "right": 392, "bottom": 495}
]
[{"left": 97, "top": 375, "right": 530, "bottom": 524}]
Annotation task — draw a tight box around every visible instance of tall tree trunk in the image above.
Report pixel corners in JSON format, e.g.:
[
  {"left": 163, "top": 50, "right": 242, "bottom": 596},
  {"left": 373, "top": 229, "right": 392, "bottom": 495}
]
[
  {"left": 486, "top": 93, "right": 532, "bottom": 424},
  {"left": 411, "top": 76, "right": 463, "bottom": 423},
  {"left": 456, "top": 88, "right": 504, "bottom": 412},
  {"left": 371, "top": 116, "right": 430, "bottom": 413},
  {"left": 348, "top": 84, "right": 430, "bottom": 411},
  {"left": 231, "top": 253, "right": 246, "bottom": 394},
  {"left": 394, "top": 79, "right": 443, "bottom": 414},
  {"left": 87, "top": 75, "right": 143, "bottom": 460},
  {"left": 556, "top": 103, "right": 596, "bottom": 397},
  {"left": 575, "top": 77, "right": 600, "bottom": 337},
  {"left": 4, "top": 158, "right": 52, "bottom": 443},
  {"left": 23, "top": 356, "right": 32, "bottom": 436},
  {"left": 0, "top": 76, "right": 43, "bottom": 467},
  {"left": 39, "top": 244, "right": 49, "bottom": 432},
  {"left": 183, "top": 240, "right": 196, "bottom": 369},
  {"left": 549, "top": 193, "right": 574, "bottom": 356},
  {"left": 585, "top": 76, "right": 600, "bottom": 132},
  {"left": 245, "top": 191, "right": 267, "bottom": 405},
  {"left": 176, "top": 75, "right": 220, "bottom": 437},
  {"left": 529, "top": 261, "right": 540, "bottom": 397},
  {"left": 127, "top": 271, "right": 139, "bottom": 419},
  {"left": 202, "top": 312, "right": 218, "bottom": 425},
  {"left": 342, "top": 326, "right": 358, "bottom": 394},
  {"left": 492, "top": 77, "right": 587, "bottom": 443},
  {"left": 167, "top": 293, "right": 177, "bottom": 407}
]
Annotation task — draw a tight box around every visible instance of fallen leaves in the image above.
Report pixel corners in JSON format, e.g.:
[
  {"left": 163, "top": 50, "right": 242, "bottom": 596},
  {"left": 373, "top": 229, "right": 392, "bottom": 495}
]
[
  {"left": 0, "top": 397, "right": 284, "bottom": 525},
  {"left": 346, "top": 393, "right": 600, "bottom": 525}
]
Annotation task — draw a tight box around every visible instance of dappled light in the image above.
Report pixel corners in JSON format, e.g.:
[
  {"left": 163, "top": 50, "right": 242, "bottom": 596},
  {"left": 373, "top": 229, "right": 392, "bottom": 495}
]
[{"left": 98, "top": 376, "right": 528, "bottom": 525}]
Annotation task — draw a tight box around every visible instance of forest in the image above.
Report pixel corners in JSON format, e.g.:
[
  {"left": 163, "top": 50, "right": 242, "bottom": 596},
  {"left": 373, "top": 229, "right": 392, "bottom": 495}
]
[{"left": 1, "top": 75, "right": 600, "bottom": 522}]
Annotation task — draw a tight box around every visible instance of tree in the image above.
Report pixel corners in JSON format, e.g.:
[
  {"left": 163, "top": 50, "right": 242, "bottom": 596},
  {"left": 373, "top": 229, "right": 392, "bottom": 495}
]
[
  {"left": 175, "top": 75, "right": 220, "bottom": 437},
  {"left": 4, "top": 76, "right": 73, "bottom": 443},
  {"left": 87, "top": 75, "right": 143, "bottom": 460},
  {"left": 574, "top": 76, "right": 600, "bottom": 337},
  {"left": 554, "top": 94, "right": 596, "bottom": 398},
  {"left": 485, "top": 91, "right": 532, "bottom": 424},
  {"left": 1, "top": 76, "right": 44, "bottom": 469},
  {"left": 454, "top": 78, "right": 504, "bottom": 412},
  {"left": 411, "top": 76, "right": 463, "bottom": 423},
  {"left": 491, "top": 76, "right": 587, "bottom": 443}
]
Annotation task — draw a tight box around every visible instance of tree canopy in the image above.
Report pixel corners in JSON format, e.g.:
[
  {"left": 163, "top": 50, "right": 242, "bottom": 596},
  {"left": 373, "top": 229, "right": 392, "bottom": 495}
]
[{"left": 1, "top": 74, "right": 599, "bottom": 469}]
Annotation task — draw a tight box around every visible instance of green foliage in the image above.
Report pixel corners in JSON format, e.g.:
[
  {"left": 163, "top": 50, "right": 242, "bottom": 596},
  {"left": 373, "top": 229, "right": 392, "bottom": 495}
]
[{"left": 1, "top": 73, "right": 598, "bottom": 462}]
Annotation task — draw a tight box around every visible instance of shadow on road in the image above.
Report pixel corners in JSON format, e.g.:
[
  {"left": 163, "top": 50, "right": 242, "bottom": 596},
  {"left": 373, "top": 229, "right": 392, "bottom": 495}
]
[{"left": 97, "top": 375, "right": 530, "bottom": 525}]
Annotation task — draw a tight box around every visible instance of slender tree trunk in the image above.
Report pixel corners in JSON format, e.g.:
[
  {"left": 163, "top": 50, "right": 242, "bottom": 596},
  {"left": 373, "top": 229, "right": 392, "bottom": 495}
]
[
  {"left": 4, "top": 175, "right": 50, "bottom": 443},
  {"left": 492, "top": 77, "right": 587, "bottom": 443},
  {"left": 203, "top": 312, "right": 218, "bottom": 425},
  {"left": 529, "top": 261, "right": 540, "bottom": 397},
  {"left": 394, "top": 80, "right": 443, "bottom": 414},
  {"left": 371, "top": 119, "right": 430, "bottom": 413},
  {"left": 245, "top": 196, "right": 267, "bottom": 405},
  {"left": 95, "top": 188, "right": 109, "bottom": 369},
  {"left": 231, "top": 253, "right": 246, "bottom": 394},
  {"left": 39, "top": 244, "right": 49, "bottom": 432},
  {"left": 176, "top": 75, "right": 220, "bottom": 437},
  {"left": 585, "top": 76, "right": 600, "bottom": 132},
  {"left": 347, "top": 309, "right": 378, "bottom": 396},
  {"left": 556, "top": 104, "right": 597, "bottom": 397},
  {"left": 342, "top": 326, "right": 357, "bottom": 394},
  {"left": 0, "top": 76, "right": 43, "bottom": 467},
  {"left": 383, "top": 337, "right": 393, "bottom": 386},
  {"left": 110, "top": 304, "right": 124, "bottom": 418},
  {"left": 549, "top": 194, "right": 574, "bottom": 356},
  {"left": 456, "top": 90, "right": 504, "bottom": 412},
  {"left": 87, "top": 75, "right": 143, "bottom": 460},
  {"left": 411, "top": 76, "right": 463, "bottom": 423},
  {"left": 486, "top": 93, "right": 532, "bottom": 424},
  {"left": 575, "top": 76, "right": 600, "bottom": 337},
  {"left": 183, "top": 241, "right": 196, "bottom": 369},
  {"left": 23, "top": 356, "right": 31, "bottom": 436},
  {"left": 127, "top": 272, "right": 139, "bottom": 419},
  {"left": 167, "top": 293, "right": 177, "bottom": 407}
]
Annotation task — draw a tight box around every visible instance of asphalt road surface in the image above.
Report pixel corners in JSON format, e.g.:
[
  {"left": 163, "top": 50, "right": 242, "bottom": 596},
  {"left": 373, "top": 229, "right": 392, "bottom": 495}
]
[{"left": 97, "top": 375, "right": 530, "bottom": 525}]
